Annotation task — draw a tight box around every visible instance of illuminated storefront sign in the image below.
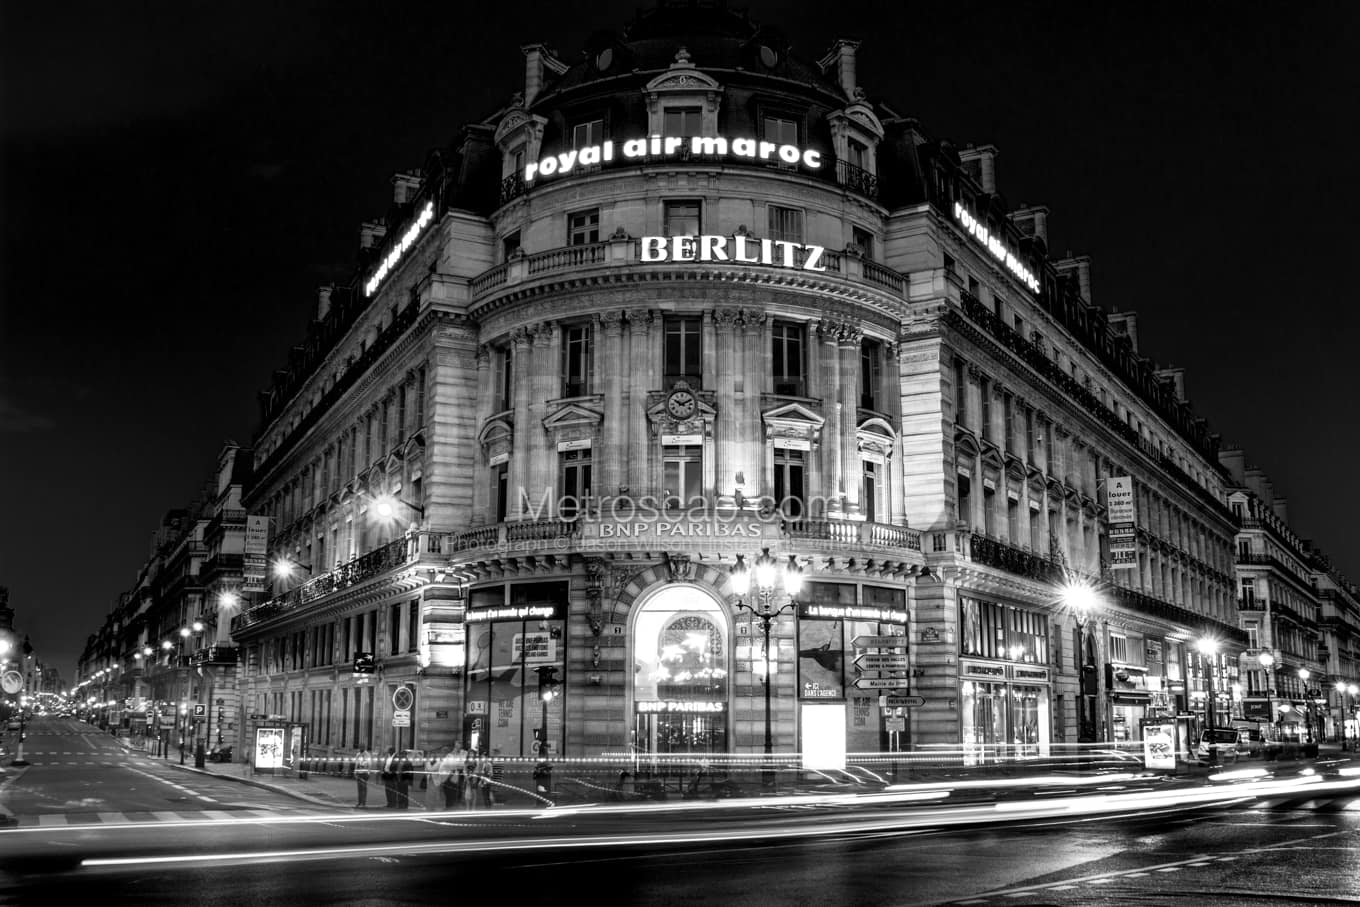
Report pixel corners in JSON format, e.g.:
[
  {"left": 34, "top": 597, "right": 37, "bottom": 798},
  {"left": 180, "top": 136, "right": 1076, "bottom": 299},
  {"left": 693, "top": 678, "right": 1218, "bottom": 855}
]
[
  {"left": 952, "top": 201, "right": 1041, "bottom": 294},
  {"left": 524, "top": 135, "right": 823, "bottom": 185},
  {"left": 799, "top": 602, "right": 908, "bottom": 624},
  {"left": 465, "top": 603, "right": 563, "bottom": 623},
  {"left": 635, "top": 700, "right": 726, "bottom": 713},
  {"left": 639, "top": 235, "right": 827, "bottom": 272},
  {"left": 591, "top": 515, "right": 767, "bottom": 538},
  {"left": 364, "top": 200, "right": 435, "bottom": 297}
]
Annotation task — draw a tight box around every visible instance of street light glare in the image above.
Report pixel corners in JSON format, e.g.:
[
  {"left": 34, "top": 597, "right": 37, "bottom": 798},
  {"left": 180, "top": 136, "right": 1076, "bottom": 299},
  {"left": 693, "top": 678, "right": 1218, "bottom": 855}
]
[
  {"left": 1196, "top": 637, "right": 1219, "bottom": 656},
  {"left": 1060, "top": 580, "right": 1098, "bottom": 617}
]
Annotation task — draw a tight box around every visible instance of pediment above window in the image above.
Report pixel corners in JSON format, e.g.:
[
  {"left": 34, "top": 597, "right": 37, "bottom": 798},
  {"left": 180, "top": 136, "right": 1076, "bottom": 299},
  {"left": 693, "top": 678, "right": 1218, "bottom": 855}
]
[
  {"left": 643, "top": 48, "right": 723, "bottom": 135},
  {"left": 763, "top": 400, "right": 825, "bottom": 447},
  {"left": 856, "top": 416, "right": 896, "bottom": 460},
  {"left": 543, "top": 397, "right": 604, "bottom": 433},
  {"left": 478, "top": 415, "right": 514, "bottom": 462}
]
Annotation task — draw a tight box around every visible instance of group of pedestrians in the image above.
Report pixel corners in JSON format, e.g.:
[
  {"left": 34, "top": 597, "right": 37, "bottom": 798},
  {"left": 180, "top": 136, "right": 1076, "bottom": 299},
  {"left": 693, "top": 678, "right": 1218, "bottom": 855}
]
[{"left": 351, "top": 745, "right": 498, "bottom": 810}]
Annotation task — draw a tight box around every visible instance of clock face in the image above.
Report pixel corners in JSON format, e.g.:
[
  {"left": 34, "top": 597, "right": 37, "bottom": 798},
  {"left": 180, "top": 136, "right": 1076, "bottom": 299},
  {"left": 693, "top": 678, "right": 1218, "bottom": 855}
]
[{"left": 666, "top": 390, "right": 696, "bottom": 419}]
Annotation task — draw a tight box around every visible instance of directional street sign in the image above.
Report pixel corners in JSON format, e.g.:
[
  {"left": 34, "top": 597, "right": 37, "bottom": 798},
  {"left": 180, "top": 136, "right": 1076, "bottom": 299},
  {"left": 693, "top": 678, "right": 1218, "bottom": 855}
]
[
  {"left": 853, "top": 635, "right": 907, "bottom": 650},
  {"left": 852, "top": 677, "right": 909, "bottom": 690},
  {"left": 880, "top": 694, "right": 926, "bottom": 708},
  {"left": 854, "top": 654, "right": 909, "bottom": 672}
]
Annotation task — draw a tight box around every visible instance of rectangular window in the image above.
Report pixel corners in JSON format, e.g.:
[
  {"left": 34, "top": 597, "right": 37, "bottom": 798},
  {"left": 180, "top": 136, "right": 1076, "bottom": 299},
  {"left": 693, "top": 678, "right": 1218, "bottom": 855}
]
[
  {"left": 503, "top": 231, "right": 521, "bottom": 260},
  {"left": 415, "top": 365, "right": 426, "bottom": 428},
  {"left": 663, "top": 200, "right": 701, "bottom": 236},
  {"left": 1110, "top": 635, "right": 1129, "bottom": 663},
  {"left": 847, "top": 137, "right": 868, "bottom": 171},
  {"left": 663, "top": 106, "right": 703, "bottom": 136},
  {"left": 408, "top": 601, "right": 419, "bottom": 654},
  {"left": 771, "top": 321, "right": 805, "bottom": 396},
  {"left": 492, "top": 345, "right": 513, "bottom": 412},
  {"left": 773, "top": 447, "right": 806, "bottom": 518},
  {"left": 389, "top": 603, "right": 402, "bottom": 656},
  {"left": 1007, "top": 496, "right": 1019, "bottom": 541},
  {"left": 493, "top": 462, "right": 509, "bottom": 522},
  {"left": 852, "top": 226, "right": 875, "bottom": 260},
  {"left": 860, "top": 339, "right": 881, "bottom": 410},
  {"left": 862, "top": 460, "right": 877, "bottom": 523},
  {"left": 568, "top": 208, "right": 600, "bottom": 246},
  {"left": 663, "top": 445, "right": 703, "bottom": 511},
  {"left": 767, "top": 205, "right": 804, "bottom": 243},
  {"left": 397, "top": 384, "right": 407, "bottom": 440},
  {"left": 763, "top": 115, "right": 798, "bottom": 147},
  {"left": 663, "top": 316, "right": 702, "bottom": 387},
  {"left": 572, "top": 118, "right": 603, "bottom": 149},
  {"left": 559, "top": 448, "right": 592, "bottom": 518},
  {"left": 562, "top": 324, "right": 592, "bottom": 397}
]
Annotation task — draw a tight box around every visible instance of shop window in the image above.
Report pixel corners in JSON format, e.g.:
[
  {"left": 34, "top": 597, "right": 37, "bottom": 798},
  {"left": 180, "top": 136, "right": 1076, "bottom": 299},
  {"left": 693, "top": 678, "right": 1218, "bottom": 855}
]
[
  {"left": 663, "top": 444, "right": 702, "bottom": 511},
  {"left": 771, "top": 321, "right": 805, "bottom": 396},
  {"left": 663, "top": 316, "right": 702, "bottom": 387},
  {"left": 559, "top": 448, "right": 592, "bottom": 518},
  {"left": 568, "top": 207, "right": 599, "bottom": 245},
  {"left": 663, "top": 199, "right": 701, "bottom": 236},
  {"left": 1110, "top": 635, "right": 1128, "bottom": 663}
]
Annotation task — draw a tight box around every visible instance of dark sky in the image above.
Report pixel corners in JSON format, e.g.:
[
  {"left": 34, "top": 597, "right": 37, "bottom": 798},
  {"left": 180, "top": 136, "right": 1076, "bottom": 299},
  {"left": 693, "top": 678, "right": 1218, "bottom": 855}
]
[{"left": 3, "top": 1, "right": 1356, "bottom": 677}]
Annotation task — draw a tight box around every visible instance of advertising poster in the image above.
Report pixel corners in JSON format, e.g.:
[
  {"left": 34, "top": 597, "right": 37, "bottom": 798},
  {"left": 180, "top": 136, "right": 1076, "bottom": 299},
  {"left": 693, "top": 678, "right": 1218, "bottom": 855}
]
[
  {"left": 1141, "top": 720, "right": 1176, "bottom": 770},
  {"left": 255, "top": 727, "right": 284, "bottom": 771}
]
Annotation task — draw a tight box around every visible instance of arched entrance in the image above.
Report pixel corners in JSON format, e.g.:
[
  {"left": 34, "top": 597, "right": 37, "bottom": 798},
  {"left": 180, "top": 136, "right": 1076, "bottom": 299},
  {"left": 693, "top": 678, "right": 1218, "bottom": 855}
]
[{"left": 631, "top": 584, "right": 730, "bottom": 756}]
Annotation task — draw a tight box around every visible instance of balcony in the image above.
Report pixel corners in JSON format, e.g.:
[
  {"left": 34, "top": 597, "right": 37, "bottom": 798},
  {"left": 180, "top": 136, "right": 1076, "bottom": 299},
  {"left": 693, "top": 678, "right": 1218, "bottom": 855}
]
[
  {"left": 835, "top": 160, "right": 879, "bottom": 200},
  {"left": 232, "top": 535, "right": 419, "bottom": 633},
  {"left": 199, "top": 552, "right": 244, "bottom": 579},
  {"left": 193, "top": 645, "right": 240, "bottom": 667},
  {"left": 967, "top": 533, "right": 1065, "bottom": 584},
  {"left": 784, "top": 518, "right": 922, "bottom": 552}
]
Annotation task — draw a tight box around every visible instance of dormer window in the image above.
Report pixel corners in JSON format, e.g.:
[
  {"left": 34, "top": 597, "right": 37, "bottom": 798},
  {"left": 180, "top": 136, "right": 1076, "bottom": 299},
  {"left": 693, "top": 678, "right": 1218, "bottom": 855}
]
[{"left": 663, "top": 106, "right": 703, "bottom": 137}]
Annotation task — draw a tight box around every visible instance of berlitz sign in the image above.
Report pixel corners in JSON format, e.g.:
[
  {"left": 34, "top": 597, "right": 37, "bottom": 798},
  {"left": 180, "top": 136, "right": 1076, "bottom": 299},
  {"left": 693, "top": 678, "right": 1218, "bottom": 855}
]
[
  {"left": 639, "top": 235, "right": 827, "bottom": 272},
  {"left": 524, "top": 135, "right": 823, "bottom": 185}
]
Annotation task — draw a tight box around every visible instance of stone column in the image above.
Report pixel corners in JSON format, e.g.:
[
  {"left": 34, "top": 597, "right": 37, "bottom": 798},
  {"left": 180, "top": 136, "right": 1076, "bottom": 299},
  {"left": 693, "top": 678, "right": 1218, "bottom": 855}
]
[
  {"left": 885, "top": 341, "right": 905, "bottom": 524},
  {"left": 472, "top": 345, "right": 492, "bottom": 521},
  {"left": 966, "top": 366, "right": 984, "bottom": 438},
  {"left": 818, "top": 320, "right": 842, "bottom": 515},
  {"left": 599, "top": 311, "right": 626, "bottom": 501},
  {"left": 714, "top": 308, "right": 741, "bottom": 508},
  {"left": 529, "top": 322, "right": 557, "bottom": 514},
  {"left": 626, "top": 309, "right": 652, "bottom": 496},
  {"left": 509, "top": 327, "right": 533, "bottom": 517},
  {"left": 838, "top": 324, "right": 862, "bottom": 517},
  {"left": 989, "top": 382, "right": 1006, "bottom": 451}
]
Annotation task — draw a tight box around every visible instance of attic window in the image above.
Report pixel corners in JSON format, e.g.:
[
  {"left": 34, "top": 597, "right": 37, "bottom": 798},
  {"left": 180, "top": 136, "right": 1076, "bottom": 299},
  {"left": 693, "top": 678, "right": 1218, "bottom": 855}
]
[
  {"left": 759, "top": 45, "right": 778, "bottom": 68},
  {"left": 596, "top": 48, "right": 613, "bottom": 71}
]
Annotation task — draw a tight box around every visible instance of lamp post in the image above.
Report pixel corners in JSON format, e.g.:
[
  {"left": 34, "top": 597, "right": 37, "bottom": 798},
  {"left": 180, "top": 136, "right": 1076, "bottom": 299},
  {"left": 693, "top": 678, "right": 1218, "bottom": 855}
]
[
  {"left": 1343, "top": 683, "right": 1358, "bottom": 751},
  {"left": 1297, "top": 668, "right": 1313, "bottom": 745},
  {"left": 1197, "top": 637, "right": 1219, "bottom": 764},
  {"left": 1061, "top": 580, "right": 1099, "bottom": 744},
  {"left": 729, "top": 548, "right": 801, "bottom": 790},
  {"left": 373, "top": 493, "right": 425, "bottom": 524}
]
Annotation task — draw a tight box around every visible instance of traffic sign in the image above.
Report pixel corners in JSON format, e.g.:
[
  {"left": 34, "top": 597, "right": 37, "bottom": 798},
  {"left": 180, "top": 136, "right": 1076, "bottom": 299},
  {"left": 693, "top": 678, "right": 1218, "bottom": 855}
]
[
  {"left": 853, "top": 677, "right": 909, "bottom": 690},
  {"left": 392, "top": 685, "right": 414, "bottom": 711},
  {"left": 880, "top": 694, "right": 926, "bottom": 708},
  {"left": 885, "top": 716, "right": 906, "bottom": 732},
  {"left": 854, "top": 653, "right": 909, "bottom": 671},
  {"left": 1, "top": 670, "right": 22, "bottom": 695},
  {"left": 853, "top": 635, "right": 906, "bottom": 650},
  {"left": 392, "top": 709, "right": 411, "bottom": 728},
  {"left": 192, "top": 704, "right": 206, "bottom": 718}
]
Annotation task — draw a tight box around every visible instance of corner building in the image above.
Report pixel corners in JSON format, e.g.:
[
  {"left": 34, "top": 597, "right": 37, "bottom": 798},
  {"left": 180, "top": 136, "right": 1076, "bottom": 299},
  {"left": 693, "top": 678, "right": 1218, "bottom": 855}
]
[{"left": 233, "top": 2, "right": 1243, "bottom": 765}]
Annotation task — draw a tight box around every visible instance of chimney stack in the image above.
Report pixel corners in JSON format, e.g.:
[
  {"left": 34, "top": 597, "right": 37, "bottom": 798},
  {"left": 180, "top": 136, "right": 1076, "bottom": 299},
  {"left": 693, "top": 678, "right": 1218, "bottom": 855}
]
[
  {"left": 1108, "top": 311, "right": 1138, "bottom": 353},
  {"left": 1056, "top": 254, "right": 1092, "bottom": 303},
  {"left": 520, "top": 44, "right": 565, "bottom": 107},
  {"left": 1010, "top": 205, "right": 1049, "bottom": 244},
  {"left": 1155, "top": 366, "right": 1187, "bottom": 402},
  {"left": 317, "top": 285, "right": 333, "bottom": 322},
  {"left": 818, "top": 39, "right": 861, "bottom": 100},
  {"left": 359, "top": 221, "right": 387, "bottom": 251},
  {"left": 392, "top": 171, "right": 423, "bottom": 205}
]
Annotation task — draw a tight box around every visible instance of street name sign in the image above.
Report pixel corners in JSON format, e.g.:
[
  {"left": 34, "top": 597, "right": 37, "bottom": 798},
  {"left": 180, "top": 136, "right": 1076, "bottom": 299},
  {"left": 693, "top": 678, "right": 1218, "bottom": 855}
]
[
  {"left": 853, "top": 635, "right": 907, "bottom": 649},
  {"left": 852, "top": 677, "right": 909, "bottom": 690},
  {"left": 854, "top": 653, "right": 909, "bottom": 671},
  {"left": 880, "top": 694, "right": 926, "bottom": 708}
]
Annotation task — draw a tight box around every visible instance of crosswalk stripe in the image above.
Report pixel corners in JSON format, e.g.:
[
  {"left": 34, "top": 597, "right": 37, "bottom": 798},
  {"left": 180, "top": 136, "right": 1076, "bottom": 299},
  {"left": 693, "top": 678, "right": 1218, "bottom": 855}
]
[
  {"left": 97, "top": 812, "right": 127, "bottom": 824},
  {"left": 151, "top": 811, "right": 185, "bottom": 821},
  {"left": 37, "top": 815, "right": 68, "bottom": 826}
]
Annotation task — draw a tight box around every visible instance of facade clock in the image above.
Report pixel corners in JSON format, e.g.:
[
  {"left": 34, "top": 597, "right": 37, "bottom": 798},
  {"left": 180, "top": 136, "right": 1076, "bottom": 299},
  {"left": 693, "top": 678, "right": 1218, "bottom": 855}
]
[{"left": 666, "top": 388, "right": 697, "bottom": 420}]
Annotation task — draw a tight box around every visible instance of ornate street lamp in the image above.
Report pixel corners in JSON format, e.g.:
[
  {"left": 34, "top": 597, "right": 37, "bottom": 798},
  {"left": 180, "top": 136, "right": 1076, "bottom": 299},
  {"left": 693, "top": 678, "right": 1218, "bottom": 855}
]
[
  {"left": 729, "top": 548, "right": 802, "bottom": 790},
  {"left": 1197, "top": 637, "right": 1220, "bottom": 764}
]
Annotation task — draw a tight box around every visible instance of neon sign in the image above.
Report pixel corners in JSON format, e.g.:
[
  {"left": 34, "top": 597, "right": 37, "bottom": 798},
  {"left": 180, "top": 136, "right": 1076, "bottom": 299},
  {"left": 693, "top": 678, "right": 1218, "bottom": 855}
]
[
  {"left": 524, "top": 135, "right": 823, "bottom": 185},
  {"left": 952, "top": 202, "right": 1041, "bottom": 294},
  {"left": 639, "top": 234, "right": 827, "bottom": 272},
  {"left": 364, "top": 200, "right": 435, "bottom": 297}
]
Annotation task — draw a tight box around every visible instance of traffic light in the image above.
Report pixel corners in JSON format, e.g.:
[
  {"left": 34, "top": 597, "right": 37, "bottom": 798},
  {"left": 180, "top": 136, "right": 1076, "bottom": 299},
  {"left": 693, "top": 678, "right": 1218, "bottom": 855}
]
[{"left": 537, "top": 666, "right": 561, "bottom": 703}]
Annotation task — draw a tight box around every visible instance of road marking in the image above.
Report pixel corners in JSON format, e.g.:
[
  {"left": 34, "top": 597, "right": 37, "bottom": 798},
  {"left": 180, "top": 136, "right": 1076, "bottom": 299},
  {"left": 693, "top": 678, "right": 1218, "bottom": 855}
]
[
  {"left": 97, "top": 812, "right": 126, "bottom": 824},
  {"left": 152, "top": 811, "right": 186, "bottom": 821},
  {"left": 37, "top": 815, "right": 68, "bottom": 826}
]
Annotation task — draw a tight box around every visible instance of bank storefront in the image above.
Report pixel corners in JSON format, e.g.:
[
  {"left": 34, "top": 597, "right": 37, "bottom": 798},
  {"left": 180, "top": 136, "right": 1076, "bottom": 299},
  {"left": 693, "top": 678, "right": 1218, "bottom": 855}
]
[{"left": 958, "top": 595, "right": 1052, "bottom": 761}]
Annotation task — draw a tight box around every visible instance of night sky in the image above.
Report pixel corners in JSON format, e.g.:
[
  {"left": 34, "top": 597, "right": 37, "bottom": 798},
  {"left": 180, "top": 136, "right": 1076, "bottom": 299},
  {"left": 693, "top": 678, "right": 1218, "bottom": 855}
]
[{"left": 3, "top": 1, "right": 1356, "bottom": 677}]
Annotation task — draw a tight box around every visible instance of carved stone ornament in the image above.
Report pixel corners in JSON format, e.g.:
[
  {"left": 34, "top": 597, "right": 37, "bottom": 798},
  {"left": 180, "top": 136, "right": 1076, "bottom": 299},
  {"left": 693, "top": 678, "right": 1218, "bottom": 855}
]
[{"left": 666, "top": 554, "right": 693, "bottom": 582}]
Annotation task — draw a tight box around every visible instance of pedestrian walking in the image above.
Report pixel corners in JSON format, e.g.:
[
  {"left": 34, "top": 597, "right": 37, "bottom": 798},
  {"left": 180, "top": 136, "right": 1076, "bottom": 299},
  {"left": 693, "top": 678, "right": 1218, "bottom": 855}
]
[
  {"left": 421, "top": 749, "right": 442, "bottom": 811},
  {"left": 464, "top": 751, "right": 480, "bottom": 810},
  {"left": 477, "top": 751, "right": 495, "bottom": 808},
  {"left": 396, "top": 750, "right": 415, "bottom": 809},
  {"left": 380, "top": 747, "right": 399, "bottom": 808},
  {"left": 354, "top": 746, "right": 372, "bottom": 808},
  {"left": 441, "top": 749, "right": 465, "bottom": 810}
]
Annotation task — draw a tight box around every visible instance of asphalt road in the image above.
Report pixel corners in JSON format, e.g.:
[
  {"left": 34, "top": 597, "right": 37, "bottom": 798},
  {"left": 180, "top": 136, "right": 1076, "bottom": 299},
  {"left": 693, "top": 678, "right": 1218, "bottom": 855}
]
[{"left": 3, "top": 718, "right": 1358, "bottom": 905}]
